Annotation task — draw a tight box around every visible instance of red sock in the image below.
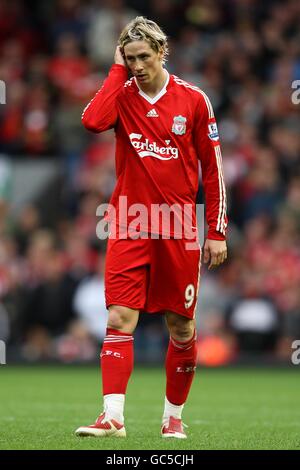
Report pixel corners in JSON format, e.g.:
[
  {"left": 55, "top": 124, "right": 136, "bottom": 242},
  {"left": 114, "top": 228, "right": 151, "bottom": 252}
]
[
  {"left": 100, "top": 328, "right": 134, "bottom": 395},
  {"left": 165, "top": 330, "right": 197, "bottom": 405}
]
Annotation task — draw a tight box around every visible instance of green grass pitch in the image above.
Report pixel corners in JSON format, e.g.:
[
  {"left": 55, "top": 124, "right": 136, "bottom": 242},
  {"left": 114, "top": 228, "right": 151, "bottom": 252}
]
[{"left": 0, "top": 365, "right": 299, "bottom": 450}]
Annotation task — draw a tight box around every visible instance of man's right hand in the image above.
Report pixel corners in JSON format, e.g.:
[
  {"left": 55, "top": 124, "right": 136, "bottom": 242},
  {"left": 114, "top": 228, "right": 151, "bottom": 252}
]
[{"left": 114, "top": 46, "right": 126, "bottom": 66}]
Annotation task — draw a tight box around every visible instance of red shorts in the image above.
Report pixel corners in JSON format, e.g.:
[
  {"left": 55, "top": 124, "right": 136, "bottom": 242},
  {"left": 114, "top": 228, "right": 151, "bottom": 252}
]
[{"left": 105, "top": 236, "right": 201, "bottom": 319}]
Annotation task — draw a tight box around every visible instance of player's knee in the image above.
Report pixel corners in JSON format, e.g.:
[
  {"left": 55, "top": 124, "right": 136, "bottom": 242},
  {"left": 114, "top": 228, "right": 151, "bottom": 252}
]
[
  {"left": 172, "top": 325, "right": 195, "bottom": 342},
  {"left": 107, "top": 305, "right": 139, "bottom": 333},
  {"left": 166, "top": 314, "right": 195, "bottom": 342}
]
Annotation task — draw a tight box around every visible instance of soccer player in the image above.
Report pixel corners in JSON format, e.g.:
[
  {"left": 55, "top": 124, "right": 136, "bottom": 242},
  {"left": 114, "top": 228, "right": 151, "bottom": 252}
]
[{"left": 75, "top": 17, "right": 227, "bottom": 439}]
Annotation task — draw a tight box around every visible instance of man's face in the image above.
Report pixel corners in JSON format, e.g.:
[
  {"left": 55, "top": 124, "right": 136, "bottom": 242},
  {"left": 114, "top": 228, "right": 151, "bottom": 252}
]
[{"left": 123, "top": 40, "right": 163, "bottom": 85}]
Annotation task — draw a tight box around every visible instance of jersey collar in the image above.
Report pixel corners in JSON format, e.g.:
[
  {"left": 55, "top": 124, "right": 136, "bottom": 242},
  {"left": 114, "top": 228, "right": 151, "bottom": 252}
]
[{"left": 134, "top": 70, "right": 170, "bottom": 105}]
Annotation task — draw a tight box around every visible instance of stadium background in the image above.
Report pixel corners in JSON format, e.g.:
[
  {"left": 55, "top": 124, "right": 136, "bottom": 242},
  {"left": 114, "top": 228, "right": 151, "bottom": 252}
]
[{"left": 0, "top": 0, "right": 299, "bottom": 368}]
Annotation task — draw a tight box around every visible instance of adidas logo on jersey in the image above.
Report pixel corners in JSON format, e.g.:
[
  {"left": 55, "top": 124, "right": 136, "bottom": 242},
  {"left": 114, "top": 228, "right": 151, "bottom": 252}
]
[{"left": 146, "top": 108, "right": 159, "bottom": 117}]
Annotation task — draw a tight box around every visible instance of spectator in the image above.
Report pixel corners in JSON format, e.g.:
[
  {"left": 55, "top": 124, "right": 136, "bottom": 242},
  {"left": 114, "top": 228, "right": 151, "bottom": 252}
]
[
  {"left": 86, "top": 0, "right": 139, "bottom": 67},
  {"left": 73, "top": 252, "right": 107, "bottom": 341}
]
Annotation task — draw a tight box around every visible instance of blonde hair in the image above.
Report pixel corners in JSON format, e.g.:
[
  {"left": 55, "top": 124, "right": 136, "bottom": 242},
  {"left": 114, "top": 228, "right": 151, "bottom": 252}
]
[{"left": 119, "top": 16, "right": 169, "bottom": 64}]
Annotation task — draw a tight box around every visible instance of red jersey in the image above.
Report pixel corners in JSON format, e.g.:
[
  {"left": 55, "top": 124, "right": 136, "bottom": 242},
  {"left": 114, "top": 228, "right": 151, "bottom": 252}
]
[{"left": 82, "top": 64, "right": 227, "bottom": 240}]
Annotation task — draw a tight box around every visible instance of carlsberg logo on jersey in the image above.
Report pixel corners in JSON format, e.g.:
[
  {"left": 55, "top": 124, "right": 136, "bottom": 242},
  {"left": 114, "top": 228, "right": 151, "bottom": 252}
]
[{"left": 129, "top": 133, "right": 179, "bottom": 160}]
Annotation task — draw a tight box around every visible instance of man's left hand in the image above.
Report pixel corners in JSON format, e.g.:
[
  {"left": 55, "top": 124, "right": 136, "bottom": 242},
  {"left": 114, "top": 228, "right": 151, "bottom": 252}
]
[{"left": 203, "top": 239, "right": 227, "bottom": 270}]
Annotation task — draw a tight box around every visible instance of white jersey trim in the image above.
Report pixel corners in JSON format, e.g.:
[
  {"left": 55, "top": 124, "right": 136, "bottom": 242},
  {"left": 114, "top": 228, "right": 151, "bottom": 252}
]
[
  {"left": 173, "top": 76, "right": 214, "bottom": 119},
  {"left": 193, "top": 243, "right": 202, "bottom": 319},
  {"left": 215, "top": 145, "right": 227, "bottom": 235}
]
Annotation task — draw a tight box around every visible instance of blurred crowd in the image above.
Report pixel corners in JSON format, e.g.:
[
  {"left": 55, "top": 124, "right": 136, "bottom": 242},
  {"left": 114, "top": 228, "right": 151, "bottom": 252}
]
[{"left": 0, "top": 0, "right": 299, "bottom": 365}]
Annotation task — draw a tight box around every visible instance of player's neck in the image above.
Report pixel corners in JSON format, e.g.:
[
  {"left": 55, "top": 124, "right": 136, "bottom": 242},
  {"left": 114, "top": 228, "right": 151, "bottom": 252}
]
[{"left": 138, "top": 69, "right": 168, "bottom": 98}]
